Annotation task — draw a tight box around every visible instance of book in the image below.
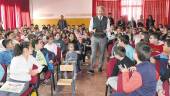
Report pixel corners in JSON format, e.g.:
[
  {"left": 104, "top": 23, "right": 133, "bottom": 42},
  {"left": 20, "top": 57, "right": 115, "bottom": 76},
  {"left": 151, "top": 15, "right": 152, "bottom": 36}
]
[{"left": 0, "top": 81, "right": 25, "bottom": 93}]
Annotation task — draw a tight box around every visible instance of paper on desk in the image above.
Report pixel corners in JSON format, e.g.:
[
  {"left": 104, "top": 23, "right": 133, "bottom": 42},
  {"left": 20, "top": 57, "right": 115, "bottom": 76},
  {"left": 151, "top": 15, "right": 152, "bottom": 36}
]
[{"left": 0, "top": 81, "right": 25, "bottom": 93}]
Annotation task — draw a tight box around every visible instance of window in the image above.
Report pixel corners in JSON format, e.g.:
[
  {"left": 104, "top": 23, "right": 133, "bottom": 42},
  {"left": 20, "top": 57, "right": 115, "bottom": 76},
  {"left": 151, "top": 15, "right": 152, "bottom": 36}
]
[{"left": 121, "top": 0, "right": 143, "bottom": 21}]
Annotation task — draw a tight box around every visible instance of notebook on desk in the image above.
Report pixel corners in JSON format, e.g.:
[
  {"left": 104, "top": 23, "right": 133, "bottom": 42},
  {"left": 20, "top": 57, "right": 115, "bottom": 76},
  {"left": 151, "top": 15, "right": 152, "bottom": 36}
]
[{"left": 0, "top": 81, "right": 25, "bottom": 93}]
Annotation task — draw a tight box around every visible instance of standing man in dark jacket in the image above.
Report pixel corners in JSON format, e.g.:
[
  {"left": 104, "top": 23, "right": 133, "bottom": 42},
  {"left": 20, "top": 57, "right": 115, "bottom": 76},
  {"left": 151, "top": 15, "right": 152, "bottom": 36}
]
[
  {"left": 57, "top": 15, "right": 68, "bottom": 30},
  {"left": 88, "top": 6, "right": 110, "bottom": 74}
]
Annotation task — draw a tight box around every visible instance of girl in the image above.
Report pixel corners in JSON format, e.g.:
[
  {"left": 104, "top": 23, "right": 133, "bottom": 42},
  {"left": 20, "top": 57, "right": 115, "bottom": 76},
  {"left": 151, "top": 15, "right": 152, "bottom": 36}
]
[
  {"left": 61, "top": 32, "right": 69, "bottom": 45},
  {"left": 32, "top": 39, "right": 55, "bottom": 83},
  {"left": 64, "top": 43, "right": 78, "bottom": 78},
  {"left": 65, "top": 43, "right": 77, "bottom": 62},
  {"left": 44, "top": 34, "right": 57, "bottom": 55},
  {"left": 0, "top": 41, "right": 42, "bottom": 95},
  {"left": 10, "top": 41, "right": 42, "bottom": 81}
]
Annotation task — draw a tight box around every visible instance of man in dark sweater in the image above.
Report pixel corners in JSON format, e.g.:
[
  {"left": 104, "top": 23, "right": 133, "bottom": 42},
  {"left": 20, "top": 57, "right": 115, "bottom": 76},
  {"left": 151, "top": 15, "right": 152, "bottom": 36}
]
[
  {"left": 57, "top": 15, "right": 67, "bottom": 30},
  {"left": 88, "top": 6, "right": 111, "bottom": 74},
  {"left": 106, "top": 46, "right": 134, "bottom": 90}
]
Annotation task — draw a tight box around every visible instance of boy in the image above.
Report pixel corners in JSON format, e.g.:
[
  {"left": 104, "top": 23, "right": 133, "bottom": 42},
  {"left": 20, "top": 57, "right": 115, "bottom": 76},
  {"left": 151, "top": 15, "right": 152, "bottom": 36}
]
[
  {"left": 32, "top": 39, "right": 55, "bottom": 83},
  {"left": 149, "top": 32, "right": 164, "bottom": 56},
  {"left": 118, "top": 35, "right": 134, "bottom": 61},
  {"left": 106, "top": 46, "right": 134, "bottom": 90}
]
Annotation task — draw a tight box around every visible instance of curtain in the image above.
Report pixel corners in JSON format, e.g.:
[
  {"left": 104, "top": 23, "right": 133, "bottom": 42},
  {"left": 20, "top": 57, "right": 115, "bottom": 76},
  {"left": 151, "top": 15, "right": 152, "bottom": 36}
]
[
  {"left": 167, "top": 0, "right": 170, "bottom": 25},
  {"left": 92, "top": 0, "right": 97, "bottom": 16},
  {"left": 21, "top": 0, "right": 31, "bottom": 27},
  {"left": 143, "top": 0, "right": 168, "bottom": 27},
  {"left": 0, "top": 0, "right": 30, "bottom": 30},
  {"left": 93, "top": 0, "right": 170, "bottom": 26},
  {"left": 93, "top": 0, "right": 121, "bottom": 23}
]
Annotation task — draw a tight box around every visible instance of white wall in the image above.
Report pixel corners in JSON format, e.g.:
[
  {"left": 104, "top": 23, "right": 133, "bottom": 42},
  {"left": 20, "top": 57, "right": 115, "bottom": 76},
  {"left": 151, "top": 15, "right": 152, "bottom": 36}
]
[{"left": 30, "top": 0, "right": 92, "bottom": 19}]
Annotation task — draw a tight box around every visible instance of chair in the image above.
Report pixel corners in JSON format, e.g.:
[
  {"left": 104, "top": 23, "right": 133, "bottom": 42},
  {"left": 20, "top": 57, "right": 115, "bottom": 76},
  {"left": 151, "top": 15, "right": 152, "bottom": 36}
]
[
  {"left": 106, "top": 58, "right": 117, "bottom": 77},
  {"left": 105, "top": 73, "right": 123, "bottom": 96},
  {"left": 56, "top": 47, "right": 62, "bottom": 81},
  {"left": 105, "top": 84, "right": 113, "bottom": 96},
  {"left": 57, "top": 61, "right": 76, "bottom": 96},
  {"left": 48, "top": 63, "right": 56, "bottom": 96},
  {"left": 105, "top": 71, "right": 133, "bottom": 96}
]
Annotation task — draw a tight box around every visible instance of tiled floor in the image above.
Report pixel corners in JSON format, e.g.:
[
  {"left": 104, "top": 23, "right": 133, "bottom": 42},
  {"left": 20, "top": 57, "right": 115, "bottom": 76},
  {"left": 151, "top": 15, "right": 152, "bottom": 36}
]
[{"left": 38, "top": 64, "right": 107, "bottom": 96}]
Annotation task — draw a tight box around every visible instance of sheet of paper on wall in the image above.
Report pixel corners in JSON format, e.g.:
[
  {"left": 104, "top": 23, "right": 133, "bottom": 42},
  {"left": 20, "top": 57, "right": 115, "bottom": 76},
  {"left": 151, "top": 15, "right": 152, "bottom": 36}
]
[{"left": 0, "top": 81, "right": 25, "bottom": 93}]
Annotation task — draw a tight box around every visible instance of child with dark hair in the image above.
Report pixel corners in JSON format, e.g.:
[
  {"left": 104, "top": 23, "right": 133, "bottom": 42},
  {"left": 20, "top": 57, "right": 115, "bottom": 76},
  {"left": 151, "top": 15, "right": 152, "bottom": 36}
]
[
  {"left": 0, "top": 39, "right": 14, "bottom": 65},
  {"left": 61, "top": 32, "right": 69, "bottom": 45},
  {"left": 135, "top": 31, "right": 150, "bottom": 45},
  {"left": 113, "top": 42, "right": 157, "bottom": 96},
  {"left": 140, "top": 32, "right": 150, "bottom": 43},
  {"left": 32, "top": 39, "right": 55, "bottom": 83},
  {"left": 4, "top": 31, "right": 19, "bottom": 45},
  {"left": 65, "top": 43, "right": 77, "bottom": 61},
  {"left": 4, "top": 31, "right": 15, "bottom": 39},
  {"left": 44, "top": 34, "right": 57, "bottom": 55},
  {"left": 64, "top": 43, "right": 78, "bottom": 78},
  {"left": 27, "top": 34, "right": 37, "bottom": 41},
  {"left": 118, "top": 35, "right": 134, "bottom": 61},
  {"left": 0, "top": 39, "right": 14, "bottom": 82},
  {"left": 106, "top": 46, "right": 134, "bottom": 91},
  {"left": 54, "top": 33, "right": 66, "bottom": 54},
  {"left": 0, "top": 41, "right": 43, "bottom": 95},
  {"left": 112, "top": 46, "right": 134, "bottom": 76},
  {"left": 149, "top": 32, "right": 164, "bottom": 56}
]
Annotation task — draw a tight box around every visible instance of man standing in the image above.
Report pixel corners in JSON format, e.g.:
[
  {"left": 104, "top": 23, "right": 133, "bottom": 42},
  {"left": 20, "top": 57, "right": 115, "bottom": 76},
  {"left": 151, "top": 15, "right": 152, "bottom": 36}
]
[
  {"left": 88, "top": 6, "right": 110, "bottom": 74},
  {"left": 57, "top": 15, "right": 68, "bottom": 30}
]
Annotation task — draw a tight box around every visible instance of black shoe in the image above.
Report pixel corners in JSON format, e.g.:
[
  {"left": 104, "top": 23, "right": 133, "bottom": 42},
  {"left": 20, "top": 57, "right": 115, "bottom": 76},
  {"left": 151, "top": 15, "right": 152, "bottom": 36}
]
[
  {"left": 87, "top": 70, "right": 94, "bottom": 74},
  {"left": 98, "top": 68, "right": 103, "bottom": 72}
]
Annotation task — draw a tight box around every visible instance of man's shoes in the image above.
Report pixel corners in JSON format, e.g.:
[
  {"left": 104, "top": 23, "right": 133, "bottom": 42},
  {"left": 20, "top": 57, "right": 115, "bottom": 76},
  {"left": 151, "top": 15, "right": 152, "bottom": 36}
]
[
  {"left": 98, "top": 67, "right": 103, "bottom": 72},
  {"left": 87, "top": 70, "right": 94, "bottom": 74}
]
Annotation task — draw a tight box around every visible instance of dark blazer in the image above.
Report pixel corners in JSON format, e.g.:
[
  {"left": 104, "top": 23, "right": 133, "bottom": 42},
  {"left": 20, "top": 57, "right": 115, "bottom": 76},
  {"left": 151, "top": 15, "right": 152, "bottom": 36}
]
[{"left": 57, "top": 19, "right": 67, "bottom": 30}]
